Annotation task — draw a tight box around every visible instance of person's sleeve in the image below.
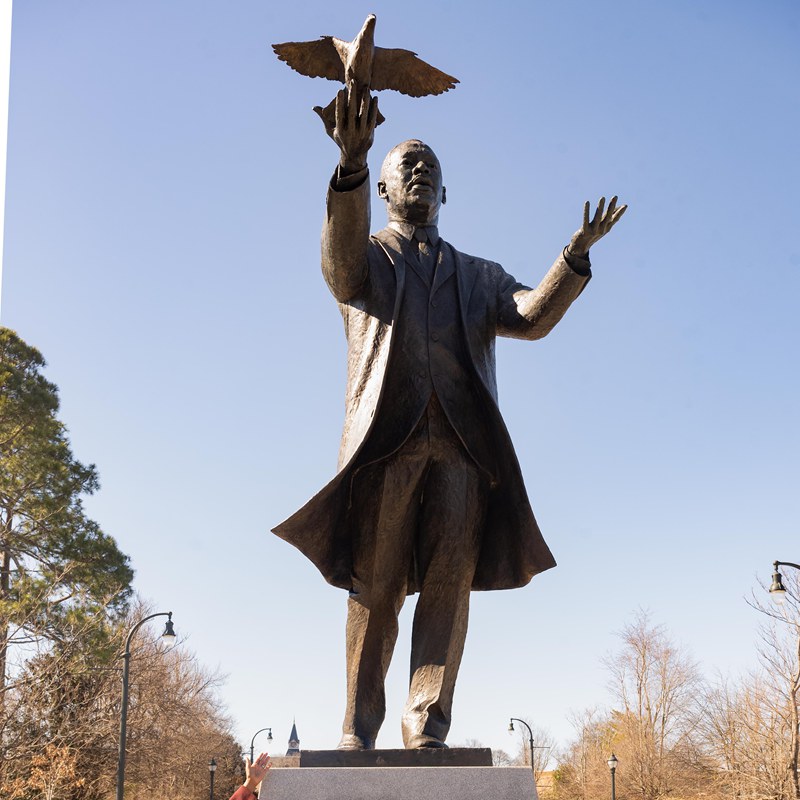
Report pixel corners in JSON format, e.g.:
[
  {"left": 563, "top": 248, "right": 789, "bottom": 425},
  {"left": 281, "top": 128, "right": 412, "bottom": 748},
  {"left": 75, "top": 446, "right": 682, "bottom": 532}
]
[
  {"left": 228, "top": 786, "right": 256, "bottom": 800},
  {"left": 496, "top": 248, "right": 592, "bottom": 340},
  {"left": 321, "top": 167, "right": 371, "bottom": 302},
  {"left": 331, "top": 164, "right": 368, "bottom": 193},
  {"left": 562, "top": 246, "right": 592, "bottom": 277}
]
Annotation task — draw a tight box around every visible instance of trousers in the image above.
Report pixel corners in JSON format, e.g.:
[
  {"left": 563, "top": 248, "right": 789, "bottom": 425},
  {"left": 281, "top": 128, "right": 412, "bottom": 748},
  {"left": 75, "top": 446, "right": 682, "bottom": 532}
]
[{"left": 342, "top": 395, "right": 489, "bottom": 747}]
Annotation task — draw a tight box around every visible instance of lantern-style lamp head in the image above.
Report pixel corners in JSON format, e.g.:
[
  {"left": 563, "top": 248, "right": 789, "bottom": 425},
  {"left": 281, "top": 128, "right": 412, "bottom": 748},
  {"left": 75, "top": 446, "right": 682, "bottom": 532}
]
[
  {"left": 508, "top": 719, "right": 515, "bottom": 733},
  {"left": 161, "top": 612, "right": 177, "bottom": 645},
  {"left": 770, "top": 564, "right": 787, "bottom": 605},
  {"left": 608, "top": 753, "right": 618, "bottom": 772},
  {"left": 209, "top": 758, "right": 217, "bottom": 773}
]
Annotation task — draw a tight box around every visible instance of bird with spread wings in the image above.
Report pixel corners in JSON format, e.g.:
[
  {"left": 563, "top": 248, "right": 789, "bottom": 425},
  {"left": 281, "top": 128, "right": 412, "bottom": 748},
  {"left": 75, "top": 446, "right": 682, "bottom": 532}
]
[{"left": 273, "top": 14, "right": 458, "bottom": 134}]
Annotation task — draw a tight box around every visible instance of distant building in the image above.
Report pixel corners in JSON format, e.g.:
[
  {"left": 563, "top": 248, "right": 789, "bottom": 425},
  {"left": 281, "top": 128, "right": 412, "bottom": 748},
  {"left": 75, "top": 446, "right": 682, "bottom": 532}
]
[{"left": 286, "top": 720, "right": 300, "bottom": 755}]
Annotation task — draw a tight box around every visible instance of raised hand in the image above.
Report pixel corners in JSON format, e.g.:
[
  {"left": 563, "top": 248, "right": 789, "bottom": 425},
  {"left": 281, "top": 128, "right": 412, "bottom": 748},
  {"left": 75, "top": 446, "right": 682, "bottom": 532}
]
[
  {"left": 327, "top": 85, "right": 379, "bottom": 173},
  {"left": 243, "top": 752, "right": 271, "bottom": 793},
  {"left": 568, "top": 196, "right": 627, "bottom": 259}
]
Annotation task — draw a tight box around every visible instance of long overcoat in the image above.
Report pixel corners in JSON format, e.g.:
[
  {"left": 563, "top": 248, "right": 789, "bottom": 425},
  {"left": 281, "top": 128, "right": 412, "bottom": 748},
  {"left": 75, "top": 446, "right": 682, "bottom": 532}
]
[{"left": 272, "top": 179, "right": 591, "bottom": 593}]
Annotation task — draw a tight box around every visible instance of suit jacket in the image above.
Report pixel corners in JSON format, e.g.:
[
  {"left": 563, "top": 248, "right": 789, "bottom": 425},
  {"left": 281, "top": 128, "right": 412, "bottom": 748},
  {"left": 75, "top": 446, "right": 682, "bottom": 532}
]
[{"left": 272, "top": 173, "right": 591, "bottom": 592}]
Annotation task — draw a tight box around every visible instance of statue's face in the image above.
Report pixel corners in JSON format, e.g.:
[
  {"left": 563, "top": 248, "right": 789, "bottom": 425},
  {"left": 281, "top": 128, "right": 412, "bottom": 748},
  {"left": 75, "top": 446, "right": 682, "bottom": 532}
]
[{"left": 378, "top": 141, "right": 445, "bottom": 226}]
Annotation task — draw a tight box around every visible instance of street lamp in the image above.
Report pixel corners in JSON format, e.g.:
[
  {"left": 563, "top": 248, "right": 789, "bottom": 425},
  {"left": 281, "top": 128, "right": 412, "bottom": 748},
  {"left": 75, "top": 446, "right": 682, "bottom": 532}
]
[
  {"left": 608, "top": 753, "right": 618, "bottom": 800},
  {"left": 116, "top": 612, "right": 176, "bottom": 800},
  {"left": 249, "top": 726, "right": 274, "bottom": 763},
  {"left": 508, "top": 717, "right": 535, "bottom": 776},
  {"left": 209, "top": 758, "right": 217, "bottom": 800},
  {"left": 770, "top": 561, "right": 800, "bottom": 605}
]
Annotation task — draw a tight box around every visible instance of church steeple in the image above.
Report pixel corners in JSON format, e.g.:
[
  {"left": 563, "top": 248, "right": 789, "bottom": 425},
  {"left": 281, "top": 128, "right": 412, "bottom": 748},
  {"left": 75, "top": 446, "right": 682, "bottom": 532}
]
[{"left": 286, "top": 719, "right": 300, "bottom": 755}]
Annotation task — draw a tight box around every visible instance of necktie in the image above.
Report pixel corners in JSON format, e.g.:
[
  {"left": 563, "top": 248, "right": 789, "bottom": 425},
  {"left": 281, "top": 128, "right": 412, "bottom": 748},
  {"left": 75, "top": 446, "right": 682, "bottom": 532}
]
[{"left": 414, "top": 227, "right": 435, "bottom": 281}]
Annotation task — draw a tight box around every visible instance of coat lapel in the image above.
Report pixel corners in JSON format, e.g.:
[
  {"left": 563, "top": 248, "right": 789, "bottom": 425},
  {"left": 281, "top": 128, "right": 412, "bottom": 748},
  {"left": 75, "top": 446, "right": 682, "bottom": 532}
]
[
  {"left": 406, "top": 256, "right": 432, "bottom": 288},
  {"left": 431, "top": 244, "right": 455, "bottom": 295},
  {"left": 373, "top": 228, "right": 407, "bottom": 307},
  {"left": 373, "top": 231, "right": 477, "bottom": 324},
  {"left": 394, "top": 231, "right": 431, "bottom": 288}
]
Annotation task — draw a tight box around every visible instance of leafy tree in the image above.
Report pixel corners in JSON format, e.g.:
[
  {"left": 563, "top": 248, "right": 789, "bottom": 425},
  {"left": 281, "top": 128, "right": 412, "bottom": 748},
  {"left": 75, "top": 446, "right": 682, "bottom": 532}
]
[
  {"left": 554, "top": 614, "right": 712, "bottom": 800},
  {"left": 742, "top": 569, "right": 800, "bottom": 800},
  {"left": 1, "top": 600, "right": 243, "bottom": 800},
  {"left": 553, "top": 708, "right": 615, "bottom": 800},
  {"left": 492, "top": 748, "right": 515, "bottom": 766},
  {"left": 2, "top": 744, "right": 86, "bottom": 800},
  {"left": 0, "top": 327, "right": 133, "bottom": 699},
  {"left": 603, "top": 611, "right": 708, "bottom": 800}
]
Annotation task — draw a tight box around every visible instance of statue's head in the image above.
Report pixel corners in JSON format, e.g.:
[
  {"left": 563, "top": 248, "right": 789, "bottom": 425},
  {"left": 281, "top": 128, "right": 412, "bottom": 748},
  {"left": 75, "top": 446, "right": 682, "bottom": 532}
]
[{"left": 378, "top": 140, "right": 446, "bottom": 226}]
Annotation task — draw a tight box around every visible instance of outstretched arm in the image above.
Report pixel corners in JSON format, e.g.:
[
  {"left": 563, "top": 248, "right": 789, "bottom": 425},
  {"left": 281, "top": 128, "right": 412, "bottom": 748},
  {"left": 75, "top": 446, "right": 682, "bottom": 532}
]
[
  {"left": 500, "top": 197, "right": 627, "bottom": 339},
  {"left": 321, "top": 86, "right": 379, "bottom": 302}
]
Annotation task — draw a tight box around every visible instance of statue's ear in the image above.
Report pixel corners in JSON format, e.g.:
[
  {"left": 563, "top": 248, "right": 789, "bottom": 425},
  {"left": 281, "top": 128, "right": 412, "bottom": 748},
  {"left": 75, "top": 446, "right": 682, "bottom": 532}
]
[
  {"left": 377, "top": 181, "right": 387, "bottom": 200},
  {"left": 442, "top": 186, "right": 447, "bottom": 205}
]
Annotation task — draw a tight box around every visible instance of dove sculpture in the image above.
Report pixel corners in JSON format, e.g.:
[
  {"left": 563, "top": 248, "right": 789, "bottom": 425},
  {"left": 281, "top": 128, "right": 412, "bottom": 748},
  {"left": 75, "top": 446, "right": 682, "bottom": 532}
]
[{"left": 273, "top": 14, "right": 458, "bottom": 131}]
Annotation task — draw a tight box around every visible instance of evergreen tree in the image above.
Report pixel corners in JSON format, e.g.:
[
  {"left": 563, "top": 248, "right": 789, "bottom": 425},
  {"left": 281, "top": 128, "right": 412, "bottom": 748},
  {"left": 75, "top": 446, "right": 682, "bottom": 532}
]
[{"left": 0, "top": 327, "right": 133, "bottom": 698}]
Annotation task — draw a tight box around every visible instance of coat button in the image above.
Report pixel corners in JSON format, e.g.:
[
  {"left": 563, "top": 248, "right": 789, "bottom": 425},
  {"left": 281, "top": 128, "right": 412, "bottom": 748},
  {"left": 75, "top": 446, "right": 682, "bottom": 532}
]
[{"left": 431, "top": 333, "right": 439, "bottom": 341}]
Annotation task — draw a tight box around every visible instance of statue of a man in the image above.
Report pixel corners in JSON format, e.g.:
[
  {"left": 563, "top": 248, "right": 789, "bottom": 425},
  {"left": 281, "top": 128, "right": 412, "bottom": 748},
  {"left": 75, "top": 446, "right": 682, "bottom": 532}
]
[{"left": 273, "top": 87, "right": 626, "bottom": 750}]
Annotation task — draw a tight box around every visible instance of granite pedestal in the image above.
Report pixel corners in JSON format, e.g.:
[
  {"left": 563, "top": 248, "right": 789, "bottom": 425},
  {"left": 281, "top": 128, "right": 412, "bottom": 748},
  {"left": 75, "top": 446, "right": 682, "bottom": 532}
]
[{"left": 260, "top": 749, "right": 538, "bottom": 800}]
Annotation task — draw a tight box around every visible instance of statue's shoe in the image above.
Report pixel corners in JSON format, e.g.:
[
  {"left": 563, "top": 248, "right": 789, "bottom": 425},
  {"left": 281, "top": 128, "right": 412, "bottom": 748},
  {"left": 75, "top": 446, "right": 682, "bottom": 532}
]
[
  {"left": 404, "top": 734, "right": 449, "bottom": 749},
  {"left": 337, "top": 733, "right": 376, "bottom": 750}
]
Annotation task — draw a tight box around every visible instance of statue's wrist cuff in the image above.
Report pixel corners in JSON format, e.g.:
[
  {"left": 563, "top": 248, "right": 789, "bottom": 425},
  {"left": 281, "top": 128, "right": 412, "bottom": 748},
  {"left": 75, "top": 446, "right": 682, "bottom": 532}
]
[
  {"left": 563, "top": 245, "right": 591, "bottom": 275},
  {"left": 332, "top": 165, "right": 369, "bottom": 192}
]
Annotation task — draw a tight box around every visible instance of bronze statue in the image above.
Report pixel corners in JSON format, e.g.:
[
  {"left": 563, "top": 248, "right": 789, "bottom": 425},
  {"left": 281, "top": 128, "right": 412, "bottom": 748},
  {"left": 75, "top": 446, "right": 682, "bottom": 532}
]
[
  {"left": 272, "top": 14, "right": 457, "bottom": 136},
  {"left": 272, "top": 53, "right": 626, "bottom": 750}
]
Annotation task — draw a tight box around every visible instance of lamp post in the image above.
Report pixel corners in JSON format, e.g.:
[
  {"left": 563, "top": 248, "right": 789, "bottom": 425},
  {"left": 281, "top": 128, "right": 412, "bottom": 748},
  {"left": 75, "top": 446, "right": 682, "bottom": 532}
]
[
  {"left": 116, "top": 612, "right": 176, "bottom": 800},
  {"left": 508, "top": 717, "right": 535, "bottom": 776},
  {"left": 209, "top": 758, "right": 217, "bottom": 800},
  {"left": 249, "top": 726, "right": 274, "bottom": 763},
  {"left": 770, "top": 561, "right": 800, "bottom": 604},
  {"left": 608, "top": 753, "right": 618, "bottom": 800}
]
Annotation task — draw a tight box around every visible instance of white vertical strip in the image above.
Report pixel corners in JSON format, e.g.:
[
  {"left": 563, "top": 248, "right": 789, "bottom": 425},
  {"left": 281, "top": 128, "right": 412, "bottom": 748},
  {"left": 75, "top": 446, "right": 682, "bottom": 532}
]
[{"left": 0, "top": 0, "right": 12, "bottom": 321}]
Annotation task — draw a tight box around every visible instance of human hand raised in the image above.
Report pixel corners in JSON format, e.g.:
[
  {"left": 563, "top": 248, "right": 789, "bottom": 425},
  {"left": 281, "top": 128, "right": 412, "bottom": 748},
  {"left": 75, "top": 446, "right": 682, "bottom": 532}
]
[
  {"left": 325, "top": 85, "right": 379, "bottom": 173},
  {"left": 243, "top": 752, "right": 271, "bottom": 793},
  {"left": 568, "top": 196, "right": 627, "bottom": 259}
]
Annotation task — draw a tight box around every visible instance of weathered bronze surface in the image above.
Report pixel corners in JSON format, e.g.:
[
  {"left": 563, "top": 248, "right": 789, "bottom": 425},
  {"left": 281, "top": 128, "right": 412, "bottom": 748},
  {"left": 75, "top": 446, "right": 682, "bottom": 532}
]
[
  {"left": 272, "top": 14, "right": 458, "bottom": 135},
  {"left": 299, "top": 748, "right": 493, "bottom": 768},
  {"left": 272, "top": 35, "right": 626, "bottom": 750}
]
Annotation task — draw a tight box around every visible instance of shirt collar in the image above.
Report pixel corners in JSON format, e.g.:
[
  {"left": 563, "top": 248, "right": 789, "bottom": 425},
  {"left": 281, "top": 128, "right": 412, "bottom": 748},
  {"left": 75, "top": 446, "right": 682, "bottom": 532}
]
[{"left": 388, "top": 220, "right": 440, "bottom": 247}]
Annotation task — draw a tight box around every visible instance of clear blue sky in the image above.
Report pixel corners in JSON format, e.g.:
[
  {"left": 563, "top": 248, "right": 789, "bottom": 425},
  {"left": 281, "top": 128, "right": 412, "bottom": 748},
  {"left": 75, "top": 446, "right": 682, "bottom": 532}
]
[{"left": 3, "top": 0, "right": 799, "bottom": 757}]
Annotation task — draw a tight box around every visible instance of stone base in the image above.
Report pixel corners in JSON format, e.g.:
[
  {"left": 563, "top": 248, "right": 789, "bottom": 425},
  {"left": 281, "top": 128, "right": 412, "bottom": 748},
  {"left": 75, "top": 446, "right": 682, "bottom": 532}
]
[{"left": 263, "top": 766, "right": 537, "bottom": 800}]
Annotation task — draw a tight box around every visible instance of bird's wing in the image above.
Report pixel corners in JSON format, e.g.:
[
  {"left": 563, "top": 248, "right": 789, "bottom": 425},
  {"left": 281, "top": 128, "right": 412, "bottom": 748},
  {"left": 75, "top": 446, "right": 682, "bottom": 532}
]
[
  {"left": 371, "top": 47, "right": 458, "bottom": 97},
  {"left": 272, "top": 37, "right": 346, "bottom": 83}
]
